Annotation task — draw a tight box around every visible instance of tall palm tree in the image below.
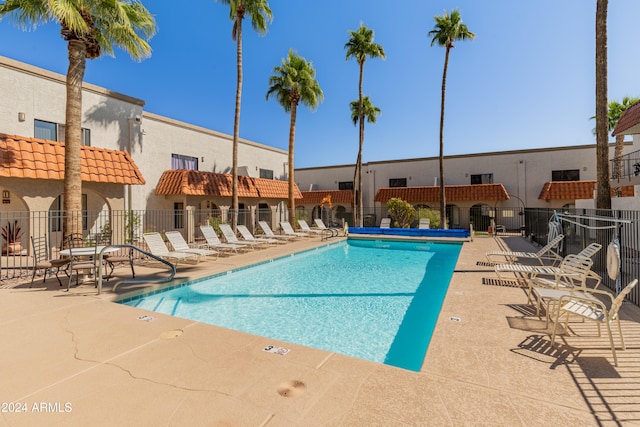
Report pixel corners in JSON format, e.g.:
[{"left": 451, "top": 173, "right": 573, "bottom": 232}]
[
  {"left": 266, "top": 49, "right": 323, "bottom": 225},
  {"left": 349, "top": 96, "right": 380, "bottom": 225},
  {"left": 429, "top": 9, "right": 474, "bottom": 229},
  {"left": 595, "top": 0, "right": 610, "bottom": 209},
  {"left": 0, "top": 0, "right": 155, "bottom": 237},
  {"left": 345, "top": 24, "right": 385, "bottom": 227},
  {"left": 217, "top": 0, "right": 272, "bottom": 230}
]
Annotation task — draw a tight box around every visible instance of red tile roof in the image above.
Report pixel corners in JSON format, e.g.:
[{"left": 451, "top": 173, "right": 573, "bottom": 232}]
[
  {"left": 374, "top": 184, "right": 510, "bottom": 203},
  {"left": 612, "top": 100, "right": 640, "bottom": 136},
  {"left": 538, "top": 180, "right": 634, "bottom": 200},
  {"left": 300, "top": 190, "right": 353, "bottom": 205},
  {"left": 155, "top": 170, "right": 301, "bottom": 199},
  {"left": 0, "top": 133, "right": 145, "bottom": 184}
]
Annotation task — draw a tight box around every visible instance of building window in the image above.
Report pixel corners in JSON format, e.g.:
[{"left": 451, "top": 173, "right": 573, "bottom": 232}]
[
  {"left": 338, "top": 181, "right": 354, "bottom": 190},
  {"left": 35, "top": 119, "right": 91, "bottom": 146},
  {"left": 552, "top": 169, "right": 580, "bottom": 181},
  {"left": 171, "top": 154, "right": 198, "bottom": 170},
  {"left": 174, "top": 202, "right": 184, "bottom": 229},
  {"left": 389, "top": 178, "right": 407, "bottom": 188},
  {"left": 470, "top": 173, "right": 493, "bottom": 185},
  {"left": 259, "top": 168, "right": 274, "bottom": 179}
]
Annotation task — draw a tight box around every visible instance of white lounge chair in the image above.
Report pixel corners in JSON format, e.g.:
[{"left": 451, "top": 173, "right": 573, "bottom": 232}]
[
  {"left": 218, "top": 224, "right": 261, "bottom": 248},
  {"left": 380, "top": 218, "right": 391, "bottom": 228},
  {"left": 297, "top": 220, "right": 324, "bottom": 235},
  {"left": 165, "top": 231, "right": 218, "bottom": 259},
  {"left": 418, "top": 218, "right": 430, "bottom": 229},
  {"left": 314, "top": 218, "right": 340, "bottom": 237},
  {"left": 486, "top": 234, "right": 565, "bottom": 265},
  {"left": 142, "top": 232, "right": 200, "bottom": 263},
  {"left": 551, "top": 279, "right": 638, "bottom": 367},
  {"left": 237, "top": 225, "right": 279, "bottom": 245},
  {"left": 280, "top": 221, "right": 309, "bottom": 238},
  {"left": 258, "top": 221, "right": 297, "bottom": 241},
  {"left": 199, "top": 225, "right": 244, "bottom": 253}
]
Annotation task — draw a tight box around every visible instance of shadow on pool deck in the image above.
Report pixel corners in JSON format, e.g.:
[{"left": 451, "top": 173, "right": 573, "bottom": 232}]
[{"left": 1, "top": 235, "right": 639, "bottom": 425}]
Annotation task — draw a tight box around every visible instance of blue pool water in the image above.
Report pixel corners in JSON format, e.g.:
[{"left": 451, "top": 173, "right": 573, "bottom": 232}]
[{"left": 121, "top": 239, "right": 462, "bottom": 371}]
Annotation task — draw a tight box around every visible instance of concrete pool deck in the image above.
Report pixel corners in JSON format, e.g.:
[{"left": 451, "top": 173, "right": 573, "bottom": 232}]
[{"left": 1, "top": 235, "right": 639, "bottom": 426}]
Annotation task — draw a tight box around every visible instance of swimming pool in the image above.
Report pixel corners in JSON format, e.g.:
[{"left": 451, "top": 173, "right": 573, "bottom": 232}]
[{"left": 121, "top": 239, "right": 462, "bottom": 371}]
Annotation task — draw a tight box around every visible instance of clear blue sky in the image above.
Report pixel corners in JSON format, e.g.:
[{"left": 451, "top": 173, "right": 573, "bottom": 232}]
[{"left": 1, "top": 0, "right": 640, "bottom": 168}]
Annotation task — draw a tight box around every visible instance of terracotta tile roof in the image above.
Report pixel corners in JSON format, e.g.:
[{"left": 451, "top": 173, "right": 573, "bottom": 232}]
[
  {"left": 538, "top": 180, "right": 634, "bottom": 200},
  {"left": 612, "top": 100, "right": 640, "bottom": 136},
  {"left": 374, "top": 184, "right": 510, "bottom": 203},
  {"left": 0, "top": 133, "right": 145, "bottom": 184},
  {"left": 155, "top": 169, "right": 301, "bottom": 199},
  {"left": 300, "top": 190, "right": 353, "bottom": 205}
]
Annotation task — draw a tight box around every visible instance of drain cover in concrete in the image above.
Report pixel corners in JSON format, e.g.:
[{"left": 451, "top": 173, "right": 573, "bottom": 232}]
[
  {"left": 159, "top": 329, "right": 183, "bottom": 339},
  {"left": 277, "top": 380, "right": 306, "bottom": 398}
]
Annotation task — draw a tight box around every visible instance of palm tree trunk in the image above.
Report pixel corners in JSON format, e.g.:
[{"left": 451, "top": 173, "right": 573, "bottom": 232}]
[
  {"left": 612, "top": 134, "right": 624, "bottom": 196},
  {"left": 288, "top": 102, "right": 298, "bottom": 225},
  {"left": 352, "top": 152, "right": 360, "bottom": 226},
  {"left": 63, "top": 40, "right": 86, "bottom": 238},
  {"left": 232, "top": 17, "right": 243, "bottom": 230},
  {"left": 595, "top": 0, "right": 611, "bottom": 209},
  {"left": 438, "top": 47, "right": 450, "bottom": 229},
  {"left": 357, "top": 62, "right": 365, "bottom": 227}
]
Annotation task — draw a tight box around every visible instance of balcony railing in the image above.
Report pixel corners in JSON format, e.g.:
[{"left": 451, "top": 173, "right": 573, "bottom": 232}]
[{"left": 610, "top": 149, "right": 640, "bottom": 181}]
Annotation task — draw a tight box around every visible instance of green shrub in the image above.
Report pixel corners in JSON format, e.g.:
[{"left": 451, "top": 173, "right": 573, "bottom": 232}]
[{"left": 386, "top": 198, "right": 416, "bottom": 228}]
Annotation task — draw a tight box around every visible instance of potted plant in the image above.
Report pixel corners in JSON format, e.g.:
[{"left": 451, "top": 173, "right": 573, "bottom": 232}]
[{"left": 2, "top": 220, "right": 24, "bottom": 254}]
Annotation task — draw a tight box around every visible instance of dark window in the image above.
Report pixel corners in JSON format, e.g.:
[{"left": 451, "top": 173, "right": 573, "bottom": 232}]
[
  {"left": 552, "top": 169, "right": 580, "bottom": 181},
  {"left": 338, "top": 181, "right": 354, "bottom": 190},
  {"left": 171, "top": 154, "right": 198, "bottom": 170},
  {"left": 35, "top": 119, "right": 91, "bottom": 145},
  {"left": 470, "top": 173, "right": 493, "bottom": 185},
  {"left": 259, "top": 168, "right": 274, "bottom": 179},
  {"left": 174, "top": 202, "right": 184, "bottom": 229},
  {"left": 389, "top": 178, "right": 407, "bottom": 188}
]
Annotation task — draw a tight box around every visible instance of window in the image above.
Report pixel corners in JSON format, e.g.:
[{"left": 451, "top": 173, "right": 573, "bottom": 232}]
[
  {"left": 389, "top": 178, "right": 407, "bottom": 188},
  {"left": 338, "top": 181, "right": 354, "bottom": 190},
  {"left": 552, "top": 169, "right": 580, "bottom": 181},
  {"left": 171, "top": 154, "right": 198, "bottom": 170},
  {"left": 35, "top": 119, "right": 91, "bottom": 146},
  {"left": 174, "top": 202, "right": 184, "bottom": 229},
  {"left": 470, "top": 174, "right": 493, "bottom": 185},
  {"left": 259, "top": 168, "right": 274, "bottom": 179}
]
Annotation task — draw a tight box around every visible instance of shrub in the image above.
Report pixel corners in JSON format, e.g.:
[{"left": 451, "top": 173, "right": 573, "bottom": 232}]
[{"left": 386, "top": 198, "right": 416, "bottom": 228}]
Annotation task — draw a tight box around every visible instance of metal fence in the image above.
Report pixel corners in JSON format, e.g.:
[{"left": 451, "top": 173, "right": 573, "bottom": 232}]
[{"left": 3, "top": 206, "right": 639, "bottom": 307}]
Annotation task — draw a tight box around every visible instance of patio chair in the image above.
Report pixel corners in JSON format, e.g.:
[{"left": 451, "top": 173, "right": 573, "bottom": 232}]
[
  {"left": 218, "top": 224, "right": 261, "bottom": 248},
  {"left": 199, "top": 225, "right": 244, "bottom": 253},
  {"left": 142, "top": 232, "right": 200, "bottom": 264},
  {"left": 257, "top": 221, "right": 297, "bottom": 241},
  {"left": 418, "top": 218, "right": 430, "bottom": 229},
  {"left": 485, "top": 234, "right": 565, "bottom": 265},
  {"left": 297, "top": 220, "right": 324, "bottom": 235},
  {"left": 380, "top": 218, "right": 391, "bottom": 228},
  {"left": 551, "top": 279, "right": 638, "bottom": 367},
  {"left": 90, "top": 230, "right": 135, "bottom": 280},
  {"left": 237, "top": 225, "right": 279, "bottom": 245},
  {"left": 280, "top": 221, "right": 310, "bottom": 238},
  {"left": 165, "top": 231, "right": 218, "bottom": 259},
  {"left": 30, "top": 234, "right": 70, "bottom": 288}
]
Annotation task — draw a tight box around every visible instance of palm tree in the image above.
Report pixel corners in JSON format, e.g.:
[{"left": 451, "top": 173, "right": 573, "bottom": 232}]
[
  {"left": 349, "top": 96, "right": 380, "bottom": 226},
  {"left": 345, "top": 24, "right": 385, "bottom": 227},
  {"left": 217, "top": 0, "right": 272, "bottom": 230},
  {"left": 0, "top": 0, "right": 155, "bottom": 237},
  {"left": 266, "top": 49, "right": 323, "bottom": 225},
  {"left": 595, "top": 0, "right": 610, "bottom": 209},
  {"left": 429, "top": 9, "right": 474, "bottom": 229}
]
